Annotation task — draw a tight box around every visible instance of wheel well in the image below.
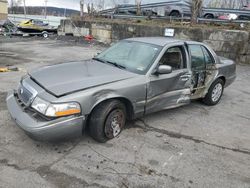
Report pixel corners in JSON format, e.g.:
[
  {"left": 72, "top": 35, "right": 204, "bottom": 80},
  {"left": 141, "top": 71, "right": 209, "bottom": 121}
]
[
  {"left": 217, "top": 76, "right": 226, "bottom": 85},
  {"left": 170, "top": 10, "right": 180, "bottom": 15},
  {"left": 89, "top": 98, "right": 135, "bottom": 121},
  {"left": 205, "top": 13, "right": 214, "bottom": 18}
]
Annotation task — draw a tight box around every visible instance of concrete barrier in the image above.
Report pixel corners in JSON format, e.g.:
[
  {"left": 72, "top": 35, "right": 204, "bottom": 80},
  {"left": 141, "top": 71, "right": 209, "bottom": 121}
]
[{"left": 58, "top": 19, "right": 250, "bottom": 64}]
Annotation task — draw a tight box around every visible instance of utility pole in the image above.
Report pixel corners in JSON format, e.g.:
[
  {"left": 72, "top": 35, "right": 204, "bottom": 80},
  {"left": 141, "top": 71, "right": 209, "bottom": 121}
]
[
  {"left": 23, "top": 0, "right": 27, "bottom": 18},
  {"left": 80, "top": 0, "right": 84, "bottom": 18},
  {"left": 64, "top": 8, "right": 67, "bottom": 17},
  {"left": 45, "top": 0, "right": 48, "bottom": 19}
]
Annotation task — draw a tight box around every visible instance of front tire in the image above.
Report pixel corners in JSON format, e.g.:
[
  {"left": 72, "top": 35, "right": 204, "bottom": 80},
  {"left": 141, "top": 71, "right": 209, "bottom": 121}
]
[
  {"left": 203, "top": 79, "right": 224, "bottom": 106},
  {"left": 89, "top": 100, "right": 126, "bottom": 143}
]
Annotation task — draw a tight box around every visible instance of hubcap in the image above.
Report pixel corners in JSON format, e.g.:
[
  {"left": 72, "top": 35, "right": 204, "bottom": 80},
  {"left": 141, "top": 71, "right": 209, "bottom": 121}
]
[
  {"left": 211, "top": 83, "right": 223, "bottom": 102},
  {"left": 105, "top": 109, "right": 125, "bottom": 139}
]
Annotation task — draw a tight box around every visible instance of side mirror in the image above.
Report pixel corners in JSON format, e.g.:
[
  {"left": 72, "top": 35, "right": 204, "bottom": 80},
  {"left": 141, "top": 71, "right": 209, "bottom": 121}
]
[
  {"left": 156, "top": 65, "right": 172, "bottom": 75},
  {"left": 94, "top": 52, "right": 101, "bottom": 57}
]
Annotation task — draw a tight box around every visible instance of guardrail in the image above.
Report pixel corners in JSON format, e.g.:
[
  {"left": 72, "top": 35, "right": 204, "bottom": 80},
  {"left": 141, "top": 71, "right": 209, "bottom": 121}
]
[
  {"left": 104, "top": 14, "right": 250, "bottom": 24},
  {"left": 203, "top": 8, "right": 250, "bottom": 15}
]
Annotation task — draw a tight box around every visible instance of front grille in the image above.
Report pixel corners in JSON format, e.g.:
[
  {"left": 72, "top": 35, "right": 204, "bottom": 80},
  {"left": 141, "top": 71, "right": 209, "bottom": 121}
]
[
  {"left": 14, "top": 92, "right": 54, "bottom": 122},
  {"left": 17, "top": 84, "right": 33, "bottom": 105}
]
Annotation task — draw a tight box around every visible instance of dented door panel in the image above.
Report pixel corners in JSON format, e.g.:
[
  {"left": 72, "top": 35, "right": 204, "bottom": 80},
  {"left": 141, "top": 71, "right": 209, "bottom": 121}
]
[{"left": 146, "top": 69, "right": 191, "bottom": 114}]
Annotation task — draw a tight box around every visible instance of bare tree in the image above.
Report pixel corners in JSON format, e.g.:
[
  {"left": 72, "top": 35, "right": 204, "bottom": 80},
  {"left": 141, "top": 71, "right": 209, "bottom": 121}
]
[
  {"left": 23, "top": 0, "right": 26, "bottom": 15},
  {"left": 97, "top": 0, "right": 105, "bottom": 11},
  {"left": 135, "top": 0, "right": 142, "bottom": 15},
  {"left": 191, "top": 0, "right": 203, "bottom": 24},
  {"left": 80, "top": 0, "right": 84, "bottom": 17}
]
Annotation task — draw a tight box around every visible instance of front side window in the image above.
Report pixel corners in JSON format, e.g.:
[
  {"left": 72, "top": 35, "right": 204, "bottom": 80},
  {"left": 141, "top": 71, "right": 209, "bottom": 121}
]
[
  {"left": 159, "top": 46, "right": 185, "bottom": 70},
  {"left": 96, "top": 41, "right": 161, "bottom": 74}
]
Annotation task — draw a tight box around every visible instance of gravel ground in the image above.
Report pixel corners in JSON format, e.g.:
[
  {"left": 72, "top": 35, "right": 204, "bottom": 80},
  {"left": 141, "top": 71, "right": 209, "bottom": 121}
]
[{"left": 0, "top": 37, "right": 250, "bottom": 188}]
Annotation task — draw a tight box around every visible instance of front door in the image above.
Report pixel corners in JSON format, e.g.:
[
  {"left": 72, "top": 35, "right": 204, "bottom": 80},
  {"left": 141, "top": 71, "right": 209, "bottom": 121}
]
[{"left": 146, "top": 44, "right": 192, "bottom": 114}]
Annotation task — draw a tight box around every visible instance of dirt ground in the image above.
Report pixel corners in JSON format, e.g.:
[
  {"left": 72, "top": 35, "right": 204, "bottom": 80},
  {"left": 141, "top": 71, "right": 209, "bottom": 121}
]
[{"left": 0, "top": 37, "right": 250, "bottom": 188}]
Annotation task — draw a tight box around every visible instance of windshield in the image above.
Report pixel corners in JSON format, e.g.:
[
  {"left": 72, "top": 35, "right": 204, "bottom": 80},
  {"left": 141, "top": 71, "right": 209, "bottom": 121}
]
[{"left": 96, "top": 40, "right": 162, "bottom": 74}]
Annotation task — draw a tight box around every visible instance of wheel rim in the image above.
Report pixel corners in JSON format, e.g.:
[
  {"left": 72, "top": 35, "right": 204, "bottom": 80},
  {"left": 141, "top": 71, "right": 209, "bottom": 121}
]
[
  {"left": 104, "top": 109, "right": 125, "bottom": 139},
  {"left": 211, "top": 83, "right": 223, "bottom": 102}
]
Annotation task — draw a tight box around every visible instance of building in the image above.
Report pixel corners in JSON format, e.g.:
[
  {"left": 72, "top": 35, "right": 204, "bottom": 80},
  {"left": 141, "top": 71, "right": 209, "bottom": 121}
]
[{"left": 0, "top": 0, "right": 8, "bottom": 20}]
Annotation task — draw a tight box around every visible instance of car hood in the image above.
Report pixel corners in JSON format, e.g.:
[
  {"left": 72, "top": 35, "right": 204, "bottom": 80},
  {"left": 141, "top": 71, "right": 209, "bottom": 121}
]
[{"left": 29, "top": 60, "right": 137, "bottom": 97}]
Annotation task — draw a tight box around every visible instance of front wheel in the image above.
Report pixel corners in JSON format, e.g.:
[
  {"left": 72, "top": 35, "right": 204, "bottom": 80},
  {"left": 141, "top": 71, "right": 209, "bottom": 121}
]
[
  {"left": 202, "top": 79, "right": 224, "bottom": 106},
  {"left": 89, "top": 100, "right": 126, "bottom": 143}
]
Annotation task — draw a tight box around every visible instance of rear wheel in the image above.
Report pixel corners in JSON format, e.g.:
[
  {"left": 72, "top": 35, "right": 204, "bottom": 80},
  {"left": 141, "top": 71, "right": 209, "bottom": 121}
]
[
  {"left": 89, "top": 100, "right": 126, "bottom": 143},
  {"left": 204, "top": 14, "right": 214, "bottom": 19},
  {"left": 203, "top": 79, "right": 224, "bottom": 106},
  {"left": 42, "top": 32, "right": 49, "bottom": 38},
  {"left": 170, "top": 11, "right": 181, "bottom": 17}
]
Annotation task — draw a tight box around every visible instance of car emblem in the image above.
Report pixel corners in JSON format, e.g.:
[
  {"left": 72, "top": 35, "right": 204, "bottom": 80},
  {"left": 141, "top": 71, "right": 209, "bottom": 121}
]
[{"left": 20, "top": 88, "right": 24, "bottom": 94}]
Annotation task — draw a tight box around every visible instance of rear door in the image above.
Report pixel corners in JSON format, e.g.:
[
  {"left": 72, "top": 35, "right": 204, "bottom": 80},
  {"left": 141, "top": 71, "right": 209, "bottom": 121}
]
[
  {"left": 188, "top": 44, "right": 217, "bottom": 98},
  {"left": 146, "top": 43, "right": 192, "bottom": 114}
]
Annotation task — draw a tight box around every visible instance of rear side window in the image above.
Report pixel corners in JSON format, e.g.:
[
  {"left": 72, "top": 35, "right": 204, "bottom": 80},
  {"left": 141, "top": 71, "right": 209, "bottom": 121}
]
[
  {"left": 201, "top": 46, "right": 214, "bottom": 65},
  {"left": 189, "top": 45, "right": 206, "bottom": 70}
]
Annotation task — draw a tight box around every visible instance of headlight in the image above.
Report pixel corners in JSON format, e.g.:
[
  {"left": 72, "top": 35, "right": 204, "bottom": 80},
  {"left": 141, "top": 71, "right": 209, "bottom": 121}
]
[
  {"left": 31, "top": 97, "right": 50, "bottom": 114},
  {"left": 31, "top": 97, "right": 81, "bottom": 117},
  {"left": 45, "top": 102, "right": 81, "bottom": 117}
]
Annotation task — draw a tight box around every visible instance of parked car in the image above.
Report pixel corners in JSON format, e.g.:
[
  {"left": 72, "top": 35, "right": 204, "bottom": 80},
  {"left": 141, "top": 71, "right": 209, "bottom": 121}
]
[
  {"left": 157, "top": 0, "right": 217, "bottom": 18},
  {"left": 218, "top": 13, "right": 238, "bottom": 20},
  {"left": 238, "top": 4, "right": 250, "bottom": 20},
  {"left": 6, "top": 37, "right": 236, "bottom": 142},
  {"left": 163, "top": 1, "right": 191, "bottom": 17},
  {"left": 242, "top": 3, "right": 250, "bottom": 10}
]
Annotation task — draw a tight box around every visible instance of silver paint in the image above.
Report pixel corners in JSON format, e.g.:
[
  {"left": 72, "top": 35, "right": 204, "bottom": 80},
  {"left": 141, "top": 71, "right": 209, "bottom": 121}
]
[{"left": 7, "top": 37, "right": 236, "bottom": 140}]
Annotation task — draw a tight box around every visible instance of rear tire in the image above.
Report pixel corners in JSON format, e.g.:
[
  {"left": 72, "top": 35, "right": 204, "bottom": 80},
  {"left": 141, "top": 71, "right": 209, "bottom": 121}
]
[
  {"left": 170, "top": 11, "right": 181, "bottom": 17},
  {"left": 204, "top": 14, "right": 214, "bottom": 19},
  {"left": 89, "top": 100, "right": 126, "bottom": 143},
  {"left": 203, "top": 79, "right": 224, "bottom": 106},
  {"left": 42, "top": 32, "right": 49, "bottom": 38}
]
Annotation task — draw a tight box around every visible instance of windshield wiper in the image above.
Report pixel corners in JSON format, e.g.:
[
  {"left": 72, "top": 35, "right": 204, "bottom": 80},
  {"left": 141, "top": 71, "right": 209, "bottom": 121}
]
[
  {"left": 106, "top": 61, "right": 126, "bottom": 70},
  {"left": 93, "top": 57, "right": 106, "bottom": 64},
  {"left": 93, "top": 57, "right": 126, "bottom": 70}
]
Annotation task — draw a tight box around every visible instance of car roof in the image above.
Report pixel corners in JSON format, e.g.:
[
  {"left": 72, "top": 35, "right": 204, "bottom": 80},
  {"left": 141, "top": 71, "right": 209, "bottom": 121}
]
[
  {"left": 125, "top": 37, "right": 205, "bottom": 47},
  {"left": 125, "top": 37, "right": 185, "bottom": 47}
]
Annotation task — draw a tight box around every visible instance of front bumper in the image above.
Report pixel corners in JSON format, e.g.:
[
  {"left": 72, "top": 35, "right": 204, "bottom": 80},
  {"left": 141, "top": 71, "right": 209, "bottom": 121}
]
[{"left": 6, "top": 91, "right": 86, "bottom": 141}]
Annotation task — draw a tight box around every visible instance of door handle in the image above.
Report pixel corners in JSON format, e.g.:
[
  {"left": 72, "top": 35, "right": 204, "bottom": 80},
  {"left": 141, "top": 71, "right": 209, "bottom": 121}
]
[{"left": 180, "top": 74, "right": 191, "bottom": 81}]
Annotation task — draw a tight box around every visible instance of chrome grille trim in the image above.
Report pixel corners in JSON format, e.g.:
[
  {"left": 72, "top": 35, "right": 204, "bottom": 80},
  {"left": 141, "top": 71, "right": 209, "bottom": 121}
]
[{"left": 17, "top": 80, "right": 38, "bottom": 106}]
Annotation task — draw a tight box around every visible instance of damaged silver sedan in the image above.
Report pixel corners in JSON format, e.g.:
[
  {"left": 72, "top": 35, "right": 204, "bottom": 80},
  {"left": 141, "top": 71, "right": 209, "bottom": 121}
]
[{"left": 6, "top": 37, "right": 236, "bottom": 142}]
